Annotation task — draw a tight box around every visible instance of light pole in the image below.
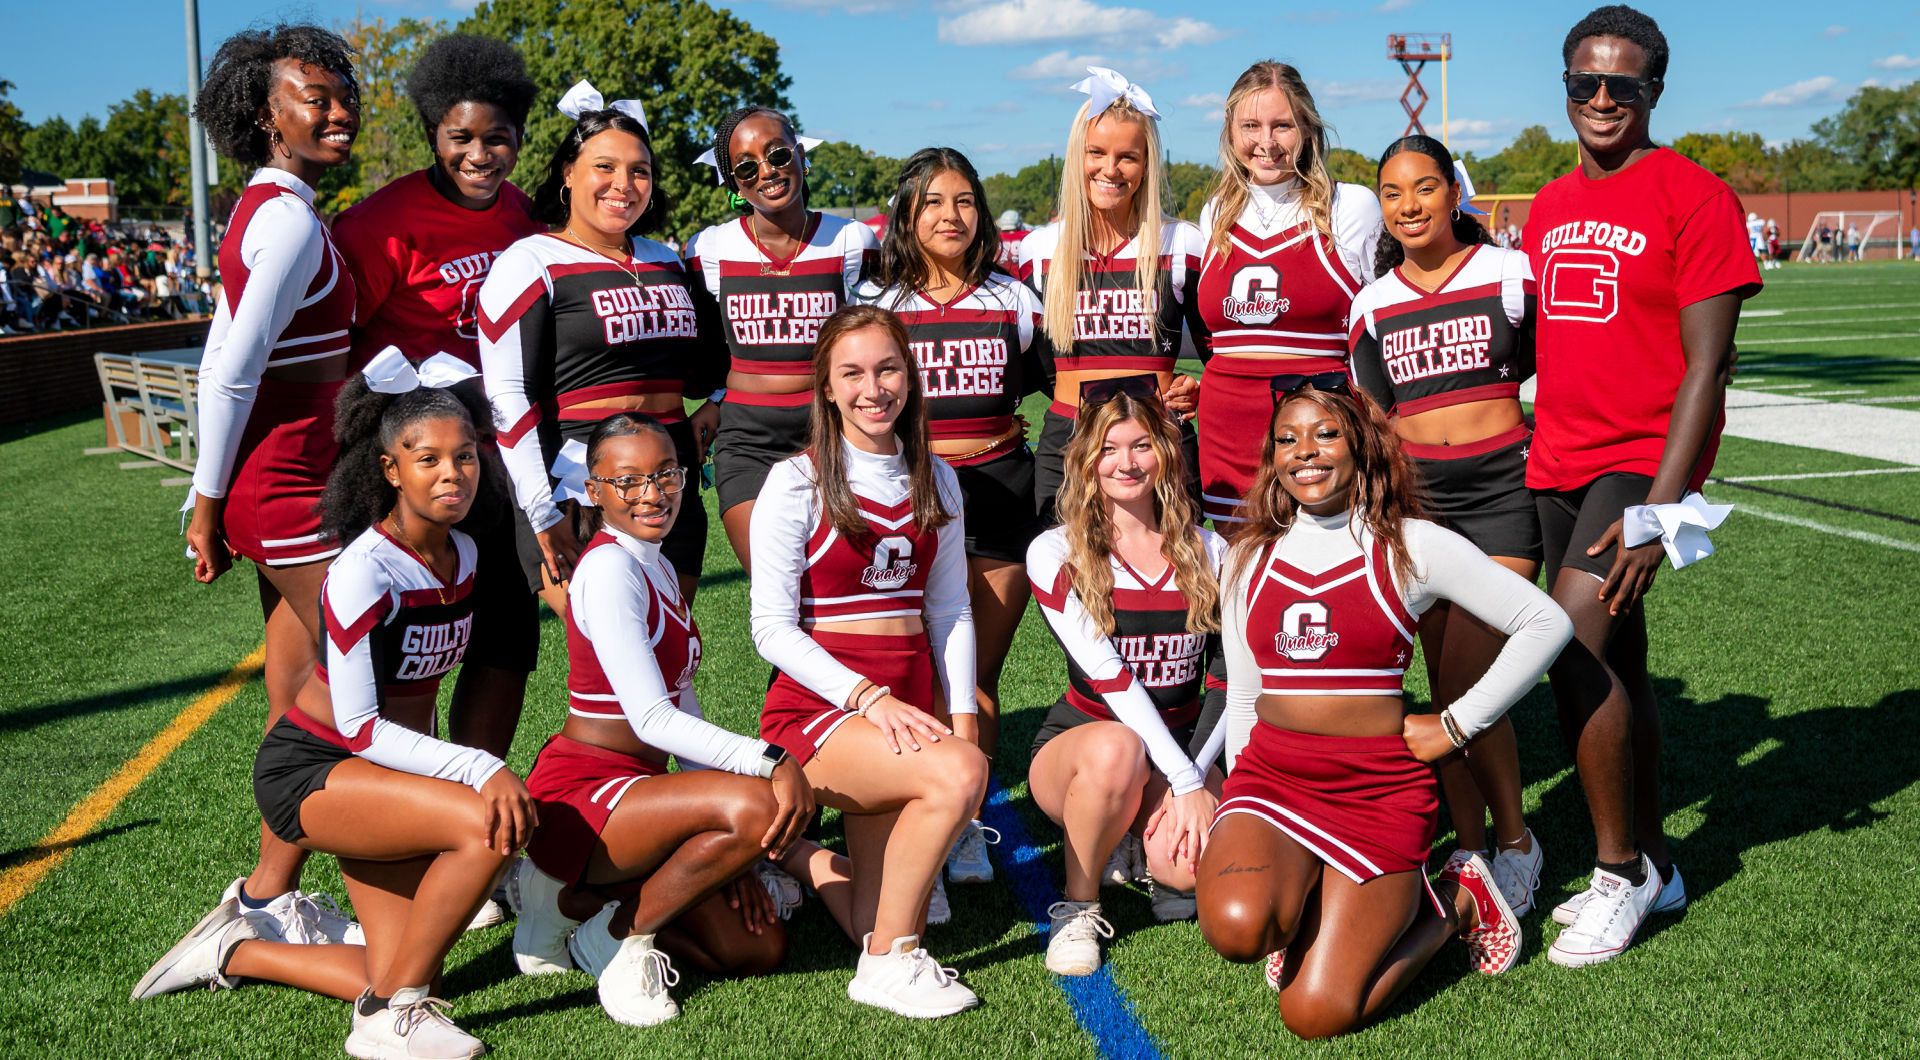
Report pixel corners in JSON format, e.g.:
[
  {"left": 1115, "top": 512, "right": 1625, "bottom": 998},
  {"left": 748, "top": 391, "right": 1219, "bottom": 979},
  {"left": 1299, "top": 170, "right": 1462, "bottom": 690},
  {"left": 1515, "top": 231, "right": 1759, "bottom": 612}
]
[{"left": 184, "top": 0, "right": 212, "bottom": 282}]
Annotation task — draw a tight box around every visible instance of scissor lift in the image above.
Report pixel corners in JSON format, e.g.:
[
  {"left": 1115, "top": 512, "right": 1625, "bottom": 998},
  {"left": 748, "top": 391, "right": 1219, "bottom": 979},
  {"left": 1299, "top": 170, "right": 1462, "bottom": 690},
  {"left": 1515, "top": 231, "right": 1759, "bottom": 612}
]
[{"left": 1386, "top": 32, "right": 1452, "bottom": 140}]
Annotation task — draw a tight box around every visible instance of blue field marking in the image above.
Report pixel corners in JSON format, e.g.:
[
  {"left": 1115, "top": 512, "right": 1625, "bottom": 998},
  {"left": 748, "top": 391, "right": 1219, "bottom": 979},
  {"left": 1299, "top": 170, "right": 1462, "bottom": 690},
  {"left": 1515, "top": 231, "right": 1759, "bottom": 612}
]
[{"left": 979, "top": 774, "right": 1166, "bottom": 1060}]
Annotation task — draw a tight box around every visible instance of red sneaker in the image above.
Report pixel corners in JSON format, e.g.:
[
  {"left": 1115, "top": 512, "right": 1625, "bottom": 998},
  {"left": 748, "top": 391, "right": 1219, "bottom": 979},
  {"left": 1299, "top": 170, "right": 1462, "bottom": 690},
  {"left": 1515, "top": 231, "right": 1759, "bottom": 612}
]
[{"left": 1440, "top": 849, "right": 1522, "bottom": 974}]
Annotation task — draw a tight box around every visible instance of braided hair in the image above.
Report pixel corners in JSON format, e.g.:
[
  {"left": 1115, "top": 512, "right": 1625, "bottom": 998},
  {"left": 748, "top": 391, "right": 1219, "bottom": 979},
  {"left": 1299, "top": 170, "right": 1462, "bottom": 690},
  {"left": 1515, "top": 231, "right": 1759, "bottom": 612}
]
[
  {"left": 320, "top": 378, "right": 506, "bottom": 544},
  {"left": 711, "top": 106, "right": 806, "bottom": 214},
  {"left": 194, "top": 24, "right": 358, "bottom": 165}
]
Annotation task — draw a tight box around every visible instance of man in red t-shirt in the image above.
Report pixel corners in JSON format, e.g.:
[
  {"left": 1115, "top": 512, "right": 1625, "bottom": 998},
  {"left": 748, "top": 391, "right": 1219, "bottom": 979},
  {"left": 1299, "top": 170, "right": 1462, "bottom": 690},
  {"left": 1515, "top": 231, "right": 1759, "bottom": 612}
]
[{"left": 1525, "top": 5, "right": 1761, "bottom": 971}]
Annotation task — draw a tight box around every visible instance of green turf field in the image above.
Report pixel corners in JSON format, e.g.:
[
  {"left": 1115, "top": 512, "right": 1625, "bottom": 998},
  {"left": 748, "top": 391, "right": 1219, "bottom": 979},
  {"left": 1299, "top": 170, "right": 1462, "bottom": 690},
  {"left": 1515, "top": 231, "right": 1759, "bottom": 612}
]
[{"left": 2, "top": 261, "right": 1917, "bottom": 1058}]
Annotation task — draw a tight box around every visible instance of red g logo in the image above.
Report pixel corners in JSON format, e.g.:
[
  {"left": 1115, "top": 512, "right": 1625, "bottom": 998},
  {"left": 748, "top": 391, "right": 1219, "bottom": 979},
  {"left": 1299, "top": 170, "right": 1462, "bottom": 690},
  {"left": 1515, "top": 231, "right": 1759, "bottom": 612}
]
[
  {"left": 1274, "top": 600, "right": 1340, "bottom": 661},
  {"left": 860, "top": 535, "right": 918, "bottom": 591},
  {"left": 1543, "top": 249, "right": 1619, "bottom": 323},
  {"left": 1221, "top": 264, "right": 1287, "bottom": 326}
]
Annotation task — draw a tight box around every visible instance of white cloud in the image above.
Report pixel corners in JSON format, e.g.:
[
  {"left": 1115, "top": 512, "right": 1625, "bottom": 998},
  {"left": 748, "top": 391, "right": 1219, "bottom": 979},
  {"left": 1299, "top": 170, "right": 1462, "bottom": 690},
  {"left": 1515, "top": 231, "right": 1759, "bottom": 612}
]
[
  {"left": 1307, "top": 78, "right": 1403, "bottom": 107},
  {"left": 890, "top": 99, "right": 950, "bottom": 111},
  {"left": 1181, "top": 92, "right": 1227, "bottom": 110},
  {"left": 1873, "top": 54, "right": 1920, "bottom": 69},
  {"left": 1007, "top": 49, "right": 1178, "bottom": 85},
  {"left": 939, "top": 0, "right": 1226, "bottom": 51},
  {"left": 1824, "top": 25, "right": 1848, "bottom": 38},
  {"left": 1374, "top": 0, "right": 1416, "bottom": 11},
  {"left": 977, "top": 142, "right": 1010, "bottom": 153},
  {"left": 1739, "top": 76, "right": 1850, "bottom": 108}
]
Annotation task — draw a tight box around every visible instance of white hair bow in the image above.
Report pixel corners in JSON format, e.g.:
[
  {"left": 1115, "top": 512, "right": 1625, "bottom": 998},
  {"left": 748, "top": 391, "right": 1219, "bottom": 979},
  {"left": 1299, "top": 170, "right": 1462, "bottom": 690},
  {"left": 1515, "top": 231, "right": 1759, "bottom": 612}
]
[
  {"left": 1622, "top": 492, "right": 1733, "bottom": 570},
  {"left": 557, "top": 79, "right": 648, "bottom": 130},
  {"left": 693, "top": 135, "right": 825, "bottom": 185},
  {"left": 1454, "top": 160, "right": 1488, "bottom": 216},
  {"left": 1070, "top": 66, "right": 1162, "bottom": 121},
  {"left": 550, "top": 439, "right": 594, "bottom": 507},
  {"left": 361, "top": 346, "right": 479, "bottom": 394}
]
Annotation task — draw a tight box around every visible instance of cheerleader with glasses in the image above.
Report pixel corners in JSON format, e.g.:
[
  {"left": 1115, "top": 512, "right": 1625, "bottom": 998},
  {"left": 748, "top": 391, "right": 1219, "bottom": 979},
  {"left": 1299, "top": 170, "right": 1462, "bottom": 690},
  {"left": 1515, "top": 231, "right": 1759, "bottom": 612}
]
[
  {"left": 479, "top": 82, "right": 712, "bottom": 616},
  {"left": 855, "top": 147, "right": 1052, "bottom": 899},
  {"left": 137, "top": 355, "right": 537, "bottom": 1060},
  {"left": 1017, "top": 67, "right": 1208, "bottom": 525},
  {"left": 1196, "top": 376, "right": 1571, "bottom": 1038},
  {"left": 180, "top": 23, "right": 368, "bottom": 951},
  {"left": 687, "top": 107, "right": 879, "bottom": 572},
  {"left": 1347, "top": 134, "right": 1548, "bottom": 922}
]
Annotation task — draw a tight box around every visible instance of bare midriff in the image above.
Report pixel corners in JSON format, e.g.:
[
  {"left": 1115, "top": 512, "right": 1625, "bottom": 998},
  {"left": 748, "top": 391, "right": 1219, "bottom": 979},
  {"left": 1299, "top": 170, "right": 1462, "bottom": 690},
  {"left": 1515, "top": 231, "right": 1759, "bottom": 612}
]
[
  {"left": 805, "top": 615, "right": 926, "bottom": 639},
  {"left": 1051, "top": 366, "right": 1177, "bottom": 412},
  {"left": 559, "top": 713, "right": 672, "bottom": 765},
  {"left": 1256, "top": 692, "right": 1406, "bottom": 739},
  {"left": 727, "top": 368, "right": 813, "bottom": 396},
  {"left": 263, "top": 351, "right": 349, "bottom": 383},
  {"left": 929, "top": 420, "right": 1026, "bottom": 460},
  {"left": 293, "top": 685, "right": 435, "bottom": 743},
  {"left": 560, "top": 392, "right": 685, "bottom": 417},
  {"left": 1392, "top": 397, "right": 1525, "bottom": 447}
]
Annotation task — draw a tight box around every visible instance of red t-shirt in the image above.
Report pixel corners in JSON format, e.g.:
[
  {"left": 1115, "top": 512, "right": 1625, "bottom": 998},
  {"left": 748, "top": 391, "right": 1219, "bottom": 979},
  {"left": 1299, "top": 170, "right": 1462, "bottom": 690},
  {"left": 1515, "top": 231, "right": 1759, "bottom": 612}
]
[
  {"left": 1525, "top": 147, "right": 1761, "bottom": 491},
  {"left": 333, "top": 169, "right": 543, "bottom": 369}
]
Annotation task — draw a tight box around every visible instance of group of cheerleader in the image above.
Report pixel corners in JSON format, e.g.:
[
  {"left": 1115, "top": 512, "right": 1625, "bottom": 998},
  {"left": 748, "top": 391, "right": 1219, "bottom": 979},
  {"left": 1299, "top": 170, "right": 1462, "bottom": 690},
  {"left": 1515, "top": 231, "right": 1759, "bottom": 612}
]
[{"left": 135, "top": 3, "right": 1762, "bottom": 1055}]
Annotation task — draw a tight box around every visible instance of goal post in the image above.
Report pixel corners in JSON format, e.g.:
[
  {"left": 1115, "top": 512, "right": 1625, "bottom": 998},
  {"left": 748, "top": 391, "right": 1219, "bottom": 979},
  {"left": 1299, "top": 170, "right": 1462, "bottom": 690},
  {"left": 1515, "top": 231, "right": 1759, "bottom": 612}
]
[{"left": 1796, "top": 211, "right": 1903, "bottom": 262}]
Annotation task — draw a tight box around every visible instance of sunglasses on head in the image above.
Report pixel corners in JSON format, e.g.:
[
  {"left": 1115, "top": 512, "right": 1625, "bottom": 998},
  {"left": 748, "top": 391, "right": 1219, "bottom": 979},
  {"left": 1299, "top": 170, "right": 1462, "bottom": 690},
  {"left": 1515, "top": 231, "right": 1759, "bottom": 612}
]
[
  {"left": 1562, "top": 71, "right": 1659, "bottom": 105},
  {"left": 731, "top": 144, "right": 795, "bottom": 184},
  {"left": 1269, "top": 372, "right": 1351, "bottom": 404},
  {"left": 1079, "top": 373, "right": 1161, "bottom": 408}
]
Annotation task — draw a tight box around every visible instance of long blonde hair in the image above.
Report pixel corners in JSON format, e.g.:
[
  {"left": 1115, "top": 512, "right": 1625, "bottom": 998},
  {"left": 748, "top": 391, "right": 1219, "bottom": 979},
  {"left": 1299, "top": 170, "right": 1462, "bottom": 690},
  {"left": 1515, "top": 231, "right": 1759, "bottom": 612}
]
[
  {"left": 1206, "top": 61, "right": 1336, "bottom": 256},
  {"left": 1044, "top": 98, "right": 1169, "bottom": 353},
  {"left": 1057, "top": 392, "right": 1220, "bottom": 637}
]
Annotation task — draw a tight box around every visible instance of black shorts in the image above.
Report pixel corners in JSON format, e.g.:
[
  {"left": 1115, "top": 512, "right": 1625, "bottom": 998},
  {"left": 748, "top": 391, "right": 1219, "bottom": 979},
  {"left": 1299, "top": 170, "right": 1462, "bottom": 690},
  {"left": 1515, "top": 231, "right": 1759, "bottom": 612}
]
[
  {"left": 1534, "top": 472, "right": 1656, "bottom": 582},
  {"left": 1029, "top": 697, "right": 1220, "bottom": 772},
  {"left": 253, "top": 715, "right": 351, "bottom": 845},
  {"left": 512, "top": 419, "right": 709, "bottom": 591},
  {"left": 1408, "top": 425, "right": 1542, "bottom": 563},
  {"left": 1034, "top": 404, "right": 1201, "bottom": 526},
  {"left": 713, "top": 399, "right": 811, "bottom": 513},
  {"left": 953, "top": 445, "right": 1044, "bottom": 564},
  {"left": 459, "top": 498, "right": 539, "bottom": 674}
]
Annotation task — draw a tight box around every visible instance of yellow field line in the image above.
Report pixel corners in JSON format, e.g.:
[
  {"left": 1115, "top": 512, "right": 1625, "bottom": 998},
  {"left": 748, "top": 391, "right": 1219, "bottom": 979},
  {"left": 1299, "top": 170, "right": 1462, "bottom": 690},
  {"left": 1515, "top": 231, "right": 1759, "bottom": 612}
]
[{"left": 0, "top": 644, "right": 266, "bottom": 918}]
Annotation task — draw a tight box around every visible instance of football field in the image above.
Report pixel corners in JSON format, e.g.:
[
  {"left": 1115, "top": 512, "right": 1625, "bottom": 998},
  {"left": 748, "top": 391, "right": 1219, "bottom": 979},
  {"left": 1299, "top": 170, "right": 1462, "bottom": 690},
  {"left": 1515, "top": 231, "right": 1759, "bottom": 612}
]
[{"left": 1, "top": 262, "right": 1916, "bottom": 1058}]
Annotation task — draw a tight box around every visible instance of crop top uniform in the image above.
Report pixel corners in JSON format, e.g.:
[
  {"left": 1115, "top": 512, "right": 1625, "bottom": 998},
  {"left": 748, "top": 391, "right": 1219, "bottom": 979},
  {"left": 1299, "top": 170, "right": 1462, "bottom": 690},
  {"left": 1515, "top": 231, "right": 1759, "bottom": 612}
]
[
  {"left": 748, "top": 441, "right": 975, "bottom": 763},
  {"left": 190, "top": 168, "right": 357, "bottom": 568},
  {"left": 1192, "top": 181, "right": 1379, "bottom": 526},
  {"left": 685, "top": 212, "right": 878, "bottom": 513},
  {"left": 477, "top": 233, "right": 709, "bottom": 582},
  {"left": 1025, "top": 525, "right": 1229, "bottom": 796},
  {"left": 1212, "top": 510, "right": 1571, "bottom": 884}
]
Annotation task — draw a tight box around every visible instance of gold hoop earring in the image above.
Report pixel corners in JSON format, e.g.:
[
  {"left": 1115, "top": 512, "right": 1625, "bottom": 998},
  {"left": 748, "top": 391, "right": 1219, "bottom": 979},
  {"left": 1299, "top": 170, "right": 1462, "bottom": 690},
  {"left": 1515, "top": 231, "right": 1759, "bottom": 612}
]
[{"left": 561, "top": 186, "right": 571, "bottom": 208}]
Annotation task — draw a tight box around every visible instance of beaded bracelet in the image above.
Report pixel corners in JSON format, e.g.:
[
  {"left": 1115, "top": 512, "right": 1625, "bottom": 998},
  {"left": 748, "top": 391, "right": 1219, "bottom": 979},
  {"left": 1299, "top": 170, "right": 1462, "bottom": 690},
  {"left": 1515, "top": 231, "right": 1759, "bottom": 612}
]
[
  {"left": 856, "top": 684, "right": 891, "bottom": 717},
  {"left": 1439, "top": 710, "right": 1469, "bottom": 754}
]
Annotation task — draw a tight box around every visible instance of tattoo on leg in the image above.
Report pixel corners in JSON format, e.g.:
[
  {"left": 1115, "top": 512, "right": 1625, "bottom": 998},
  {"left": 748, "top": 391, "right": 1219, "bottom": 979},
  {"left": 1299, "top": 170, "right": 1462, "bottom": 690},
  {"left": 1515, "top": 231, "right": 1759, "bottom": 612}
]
[{"left": 1216, "top": 861, "right": 1269, "bottom": 877}]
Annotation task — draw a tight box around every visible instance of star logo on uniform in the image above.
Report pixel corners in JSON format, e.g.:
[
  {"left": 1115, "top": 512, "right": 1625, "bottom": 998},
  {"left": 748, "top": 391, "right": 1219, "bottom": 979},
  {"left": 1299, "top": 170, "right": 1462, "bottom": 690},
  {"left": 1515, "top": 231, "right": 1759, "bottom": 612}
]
[
  {"left": 1395, "top": 648, "right": 1409, "bottom": 665},
  {"left": 1499, "top": 365, "right": 1511, "bottom": 377},
  {"left": 1521, "top": 446, "right": 1530, "bottom": 461},
  {"left": 1161, "top": 337, "right": 1174, "bottom": 353}
]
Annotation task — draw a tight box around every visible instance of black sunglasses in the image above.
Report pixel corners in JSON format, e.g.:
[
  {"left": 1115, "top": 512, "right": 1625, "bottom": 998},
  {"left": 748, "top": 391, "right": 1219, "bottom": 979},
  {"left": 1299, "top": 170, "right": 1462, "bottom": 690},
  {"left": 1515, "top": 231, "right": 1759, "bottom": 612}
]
[
  {"left": 1562, "top": 71, "right": 1660, "bottom": 105},
  {"left": 1080, "top": 373, "right": 1161, "bottom": 408},
  {"left": 1269, "top": 372, "right": 1351, "bottom": 404},
  {"left": 731, "top": 144, "right": 795, "bottom": 184}
]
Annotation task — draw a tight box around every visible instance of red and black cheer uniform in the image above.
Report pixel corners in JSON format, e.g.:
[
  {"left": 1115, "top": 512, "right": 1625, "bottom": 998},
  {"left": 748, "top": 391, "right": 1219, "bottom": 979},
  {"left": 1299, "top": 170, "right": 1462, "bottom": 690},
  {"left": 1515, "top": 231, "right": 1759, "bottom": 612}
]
[
  {"left": 478, "top": 233, "right": 708, "bottom": 583},
  {"left": 1016, "top": 219, "right": 1208, "bottom": 522},
  {"left": 524, "top": 528, "right": 772, "bottom": 886},
  {"left": 854, "top": 274, "right": 1052, "bottom": 562},
  {"left": 1193, "top": 181, "right": 1380, "bottom": 526},
  {"left": 748, "top": 442, "right": 975, "bottom": 764},
  {"left": 1216, "top": 511, "right": 1568, "bottom": 896},
  {"left": 686, "top": 212, "right": 878, "bottom": 513},
  {"left": 189, "top": 169, "right": 355, "bottom": 567},
  {"left": 253, "top": 526, "right": 504, "bottom": 844},
  {"left": 335, "top": 170, "right": 546, "bottom": 671},
  {"left": 1525, "top": 148, "right": 1762, "bottom": 579},
  {"left": 1349, "top": 244, "right": 1541, "bottom": 561},
  {"left": 1025, "top": 525, "right": 1229, "bottom": 792}
]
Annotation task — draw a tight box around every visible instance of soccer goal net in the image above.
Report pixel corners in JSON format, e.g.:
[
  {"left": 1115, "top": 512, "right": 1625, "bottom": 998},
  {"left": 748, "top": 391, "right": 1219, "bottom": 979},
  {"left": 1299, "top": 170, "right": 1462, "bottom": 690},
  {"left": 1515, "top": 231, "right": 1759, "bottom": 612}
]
[{"left": 1797, "top": 211, "right": 1903, "bottom": 262}]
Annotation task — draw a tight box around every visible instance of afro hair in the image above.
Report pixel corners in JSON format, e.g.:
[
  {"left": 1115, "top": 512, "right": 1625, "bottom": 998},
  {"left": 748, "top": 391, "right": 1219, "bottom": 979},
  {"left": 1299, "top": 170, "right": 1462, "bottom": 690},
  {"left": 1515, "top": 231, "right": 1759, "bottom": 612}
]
[
  {"left": 406, "top": 34, "right": 538, "bottom": 137},
  {"left": 1562, "top": 5, "right": 1669, "bottom": 83},
  {"left": 194, "top": 23, "right": 358, "bottom": 166}
]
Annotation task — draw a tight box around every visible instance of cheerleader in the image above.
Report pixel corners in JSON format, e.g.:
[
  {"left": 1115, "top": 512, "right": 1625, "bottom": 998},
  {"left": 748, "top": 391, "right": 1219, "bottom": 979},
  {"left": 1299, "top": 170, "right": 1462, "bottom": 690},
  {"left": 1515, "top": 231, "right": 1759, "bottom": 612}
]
[
  {"left": 332, "top": 33, "right": 542, "bottom": 765},
  {"left": 479, "top": 82, "right": 710, "bottom": 615},
  {"left": 1194, "top": 60, "right": 1381, "bottom": 530},
  {"left": 1026, "top": 376, "right": 1227, "bottom": 976},
  {"left": 1347, "top": 135, "right": 1546, "bottom": 919},
  {"left": 181, "top": 24, "right": 365, "bottom": 948},
  {"left": 137, "top": 358, "right": 535, "bottom": 1060},
  {"left": 854, "top": 147, "right": 1051, "bottom": 889},
  {"left": 749, "top": 305, "right": 987, "bottom": 1018},
  {"left": 506, "top": 412, "right": 854, "bottom": 1027},
  {"left": 1197, "top": 377, "right": 1571, "bottom": 1037},
  {"left": 687, "top": 106, "right": 878, "bottom": 571},
  {"left": 1017, "top": 67, "right": 1207, "bottom": 524}
]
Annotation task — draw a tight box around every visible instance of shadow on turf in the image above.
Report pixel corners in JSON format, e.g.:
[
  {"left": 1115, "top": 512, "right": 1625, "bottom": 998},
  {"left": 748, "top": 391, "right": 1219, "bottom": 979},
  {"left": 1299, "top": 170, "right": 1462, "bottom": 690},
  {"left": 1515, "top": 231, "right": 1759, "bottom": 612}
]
[
  {"left": 0, "top": 818, "right": 155, "bottom": 873},
  {"left": 0, "top": 672, "right": 238, "bottom": 734}
]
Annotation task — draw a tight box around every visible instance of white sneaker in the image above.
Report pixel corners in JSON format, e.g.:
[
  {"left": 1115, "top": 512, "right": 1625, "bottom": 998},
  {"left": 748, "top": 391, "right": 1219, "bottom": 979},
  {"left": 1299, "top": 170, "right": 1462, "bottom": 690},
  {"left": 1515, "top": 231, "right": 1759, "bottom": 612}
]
[
  {"left": 220, "top": 878, "right": 364, "bottom": 945},
  {"left": 510, "top": 859, "right": 581, "bottom": 975},
  {"left": 466, "top": 900, "right": 507, "bottom": 932},
  {"left": 132, "top": 897, "right": 262, "bottom": 999},
  {"left": 926, "top": 874, "right": 951, "bottom": 926},
  {"left": 344, "top": 986, "right": 485, "bottom": 1059},
  {"left": 755, "top": 860, "right": 805, "bottom": 920},
  {"left": 1547, "top": 855, "right": 1660, "bottom": 968},
  {"left": 847, "top": 933, "right": 979, "bottom": 1018},
  {"left": 1490, "top": 831, "right": 1544, "bottom": 918},
  {"left": 1148, "top": 879, "right": 1196, "bottom": 923},
  {"left": 1102, "top": 834, "right": 1145, "bottom": 888},
  {"left": 946, "top": 820, "right": 999, "bottom": 884},
  {"left": 568, "top": 904, "right": 680, "bottom": 1027},
  {"left": 1044, "top": 901, "right": 1113, "bottom": 976},
  {"left": 1553, "top": 862, "right": 1686, "bottom": 926}
]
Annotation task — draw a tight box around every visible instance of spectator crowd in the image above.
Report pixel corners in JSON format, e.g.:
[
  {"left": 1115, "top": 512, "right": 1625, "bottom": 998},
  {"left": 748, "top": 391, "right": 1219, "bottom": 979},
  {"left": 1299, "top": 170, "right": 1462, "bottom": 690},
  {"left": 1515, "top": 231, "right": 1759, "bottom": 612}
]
[{"left": 1, "top": 201, "right": 215, "bottom": 334}]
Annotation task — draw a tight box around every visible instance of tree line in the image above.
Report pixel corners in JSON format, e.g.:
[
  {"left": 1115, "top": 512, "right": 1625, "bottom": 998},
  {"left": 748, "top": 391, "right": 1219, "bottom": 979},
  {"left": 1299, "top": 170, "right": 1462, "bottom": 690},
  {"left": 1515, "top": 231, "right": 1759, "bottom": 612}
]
[{"left": 1, "top": 2, "right": 1914, "bottom": 231}]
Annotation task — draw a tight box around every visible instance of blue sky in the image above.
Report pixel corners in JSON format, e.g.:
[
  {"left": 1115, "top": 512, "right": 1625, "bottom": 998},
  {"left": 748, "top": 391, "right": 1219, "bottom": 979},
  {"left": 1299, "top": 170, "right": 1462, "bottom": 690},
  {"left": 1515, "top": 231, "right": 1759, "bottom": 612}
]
[{"left": 10, "top": 0, "right": 1919, "bottom": 175}]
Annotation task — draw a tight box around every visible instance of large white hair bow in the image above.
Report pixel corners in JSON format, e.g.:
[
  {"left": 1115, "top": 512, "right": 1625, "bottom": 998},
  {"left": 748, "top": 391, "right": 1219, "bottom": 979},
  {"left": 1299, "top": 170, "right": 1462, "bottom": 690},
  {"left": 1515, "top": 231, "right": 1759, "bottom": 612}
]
[
  {"left": 693, "top": 133, "right": 825, "bottom": 186},
  {"left": 1454, "top": 160, "right": 1488, "bottom": 217},
  {"left": 361, "top": 346, "right": 479, "bottom": 394},
  {"left": 557, "top": 79, "right": 648, "bottom": 130},
  {"left": 1622, "top": 492, "right": 1733, "bottom": 570},
  {"left": 1070, "top": 66, "right": 1162, "bottom": 121}
]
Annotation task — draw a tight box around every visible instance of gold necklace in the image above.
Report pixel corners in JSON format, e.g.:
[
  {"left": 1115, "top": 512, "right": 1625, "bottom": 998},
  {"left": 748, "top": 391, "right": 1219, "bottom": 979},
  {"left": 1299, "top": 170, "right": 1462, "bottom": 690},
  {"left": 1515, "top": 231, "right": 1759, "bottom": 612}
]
[
  {"left": 384, "top": 514, "right": 453, "bottom": 605},
  {"left": 566, "top": 226, "right": 643, "bottom": 289}
]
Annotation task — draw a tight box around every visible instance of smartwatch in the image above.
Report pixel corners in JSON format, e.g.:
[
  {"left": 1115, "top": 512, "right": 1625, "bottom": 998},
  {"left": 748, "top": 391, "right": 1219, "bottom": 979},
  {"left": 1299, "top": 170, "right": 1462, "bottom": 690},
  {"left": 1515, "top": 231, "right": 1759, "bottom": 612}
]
[{"left": 757, "top": 743, "right": 790, "bottom": 779}]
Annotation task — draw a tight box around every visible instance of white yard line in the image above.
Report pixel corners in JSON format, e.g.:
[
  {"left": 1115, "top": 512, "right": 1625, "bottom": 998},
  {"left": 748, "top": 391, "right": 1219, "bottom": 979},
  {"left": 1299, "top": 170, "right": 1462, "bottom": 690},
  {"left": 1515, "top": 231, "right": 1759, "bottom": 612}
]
[
  {"left": 1726, "top": 503, "right": 1920, "bottom": 555},
  {"left": 1723, "top": 388, "right": 1920, "bottom": 465},
  {"left": 1720, "top": 467, "right": 1920, "bottom": 482},
  {"left": 1741, "top": 312, "right": 1920, "bottom": 328},
  {"left": 1741, "top": 331, "right": 1920, "bottom": 345},
  {"left": 1798, "top": 389, "right": 1868, "bottom": 396},
  {"left": 1850, "top": 395, "right": 1920, "bottom": 404},
  {"left": 1736, "top": 383, "right": 1812, "bottom": 390}
]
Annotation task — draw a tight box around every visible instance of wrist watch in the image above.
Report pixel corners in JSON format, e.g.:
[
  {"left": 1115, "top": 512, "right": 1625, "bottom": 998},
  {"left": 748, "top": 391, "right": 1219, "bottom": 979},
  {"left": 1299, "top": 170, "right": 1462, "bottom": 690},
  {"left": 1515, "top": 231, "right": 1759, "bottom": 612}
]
[{"left": 757, "top": 743, "right": 790, "bottom": 779}]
